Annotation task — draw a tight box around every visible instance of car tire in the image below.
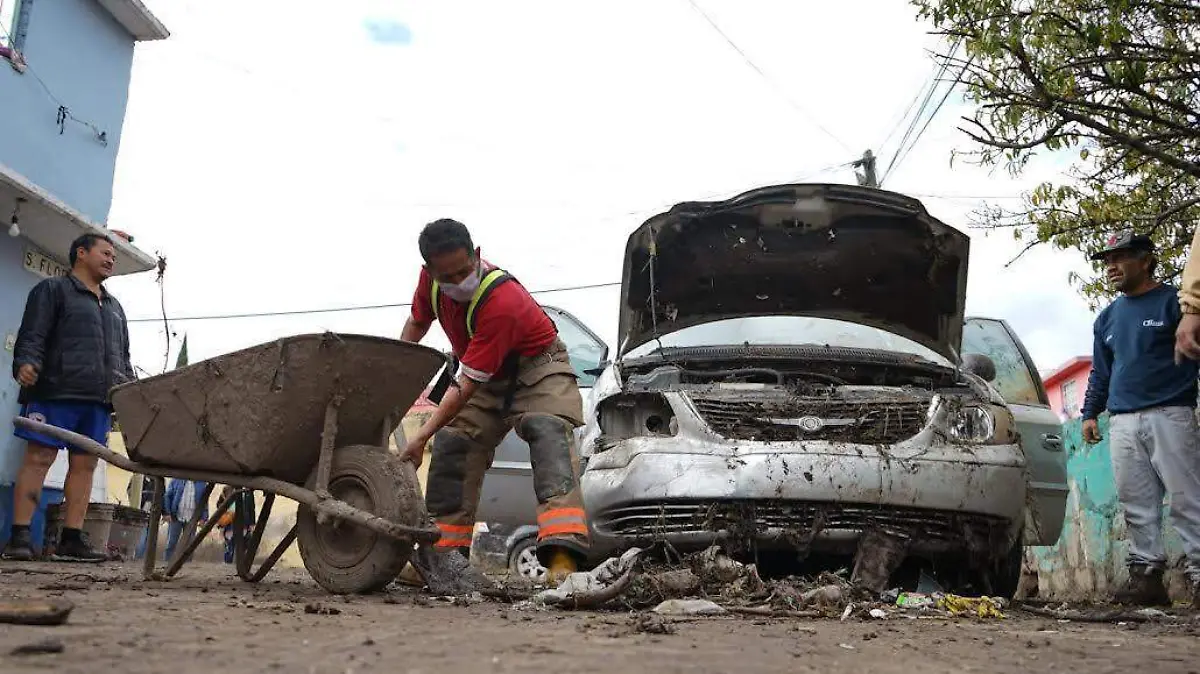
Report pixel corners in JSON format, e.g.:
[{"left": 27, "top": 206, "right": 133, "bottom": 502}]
[
  {"left": 508, "top": 537, "right": 547, "bottom": 583},
  {"left": 991, "top": 533, "right": 1024, "bottom": 599}
]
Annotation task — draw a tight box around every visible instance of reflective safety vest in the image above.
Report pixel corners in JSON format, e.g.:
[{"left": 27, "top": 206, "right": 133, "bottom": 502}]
[{"left": 430, "top": 268, "right": 514, "bottom": 338}]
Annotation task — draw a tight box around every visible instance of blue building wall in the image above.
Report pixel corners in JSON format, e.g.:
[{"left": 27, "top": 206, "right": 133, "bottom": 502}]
[
  {"left": 0, "top": 0, "right": 139, "bottom": 516},
  {"left": 1027, "top": 415, "right": 1190, "bottom": 600},
  {"left": 0, "top": 0, "right": 135, "bottom": 224}
]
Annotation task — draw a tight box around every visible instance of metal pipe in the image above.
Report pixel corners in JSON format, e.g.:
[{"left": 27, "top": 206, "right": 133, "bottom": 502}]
[{"left": 13, "top": 417, "right": 441, "bottom": 544}]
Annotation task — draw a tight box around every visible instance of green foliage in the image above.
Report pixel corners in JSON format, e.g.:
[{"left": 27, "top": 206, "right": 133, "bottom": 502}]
[{"left": 912, "top": 0, "right": 1200, "bottom": 303}]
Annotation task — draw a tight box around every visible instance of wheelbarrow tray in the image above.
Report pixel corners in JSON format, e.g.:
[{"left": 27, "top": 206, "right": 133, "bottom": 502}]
[{"left": 111, "top": 333, "right": 446, "bottom": 485}]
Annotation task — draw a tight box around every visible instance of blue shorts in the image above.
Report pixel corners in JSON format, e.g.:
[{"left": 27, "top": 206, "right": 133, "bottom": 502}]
[{"left": 14, "top": 401, "right": 111, "bottom": 454}]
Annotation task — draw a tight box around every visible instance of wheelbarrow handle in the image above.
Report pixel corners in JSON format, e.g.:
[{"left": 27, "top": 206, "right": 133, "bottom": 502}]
[{"left": 10, "top": 416, "right": 442, "bottom": 544}]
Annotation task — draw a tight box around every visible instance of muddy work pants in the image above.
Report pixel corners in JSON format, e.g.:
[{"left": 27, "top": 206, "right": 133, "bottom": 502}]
[{"left": 425, "top": 340, "right": 590, "bottom": 565}]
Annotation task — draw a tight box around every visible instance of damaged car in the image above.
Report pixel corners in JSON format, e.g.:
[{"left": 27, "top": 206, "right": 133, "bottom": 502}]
[{"left": 577, "top": 183, "right": 1067, "bottom": 596}]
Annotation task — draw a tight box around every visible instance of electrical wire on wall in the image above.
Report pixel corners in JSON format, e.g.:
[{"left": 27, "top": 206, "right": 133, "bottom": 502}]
[{"left": 0, "top": 23, "right": 109, "bottom": 146}]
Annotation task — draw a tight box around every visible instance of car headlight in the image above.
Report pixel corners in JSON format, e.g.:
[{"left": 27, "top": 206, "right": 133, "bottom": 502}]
[
  {"left": 595, "top": 393, "right": 677, "bottom": 447},
  {"left": 948, "top": 406, "right": 996, "bottom": 444}
]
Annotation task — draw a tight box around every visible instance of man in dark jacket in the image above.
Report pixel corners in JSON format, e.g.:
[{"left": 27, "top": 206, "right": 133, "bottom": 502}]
[
  {"left": 5, "top": 233, "right": 134, "bottom": 562},
  {"left": 1082, "top": 232, "right": 1200, "bottom": 607}
]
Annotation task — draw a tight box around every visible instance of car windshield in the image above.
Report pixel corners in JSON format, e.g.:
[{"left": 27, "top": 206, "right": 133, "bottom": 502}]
[{"left": 622, "top": 316, "right": 951, "bottom": 365}]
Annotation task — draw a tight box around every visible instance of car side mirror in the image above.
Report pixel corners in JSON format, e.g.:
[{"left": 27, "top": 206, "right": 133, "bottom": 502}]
[
  {"left": 961, "top": 353, "right": 997, "bottom": 382},
  {"left": 583, "top": 346, "right": 610, "bottom": 378}
]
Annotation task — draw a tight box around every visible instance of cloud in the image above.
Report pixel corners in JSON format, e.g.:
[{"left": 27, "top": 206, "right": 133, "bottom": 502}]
[{"left": 363, "top": 19, "right": 413, "bottom": 46}]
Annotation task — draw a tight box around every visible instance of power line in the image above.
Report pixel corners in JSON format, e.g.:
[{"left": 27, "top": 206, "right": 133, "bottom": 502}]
[
  {"left": 886, "top": 53, "right": 973, "bottom": 180},
  {"left": 683, "top": 0, "right": 850, "bottom": 153},
  {"left": 881, "top": 37, "right": 963, "bottom": 185},
  {"left": 127, "top": 280, "right": 623, "bottom": 324}
]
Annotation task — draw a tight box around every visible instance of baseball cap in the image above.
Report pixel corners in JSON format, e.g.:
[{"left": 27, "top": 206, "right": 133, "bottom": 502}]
[{"left": 1090, "top": 231, "right": 1155, "bottom": 261}]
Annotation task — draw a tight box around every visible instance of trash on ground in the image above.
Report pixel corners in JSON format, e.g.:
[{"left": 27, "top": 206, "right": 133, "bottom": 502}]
[
  {"left": 534, "top": 547, "right": 644, "bottom": 609},
  {"left": 850, "top": 529, "right": 908, "bottom": 594},
  {"left": 937, "top": 594, "right": 1005, "bottom": 619},
  {"left": 868, "top": 608, "right": 888, "bottom": 619},
  {"left": 896, "top": 592, "right": 934, "bottom": 609},
  {"left": 653, "top": 599, "right": 727, "bottom": 616}
]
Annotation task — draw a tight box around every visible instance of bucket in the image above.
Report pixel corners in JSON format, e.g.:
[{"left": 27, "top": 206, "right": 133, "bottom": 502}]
[
  {"left": 107, "top": 506, "right": 150, "bottom": 561},
  {"left": 44, "top": 503, "right": 117, "bottom": 559}
]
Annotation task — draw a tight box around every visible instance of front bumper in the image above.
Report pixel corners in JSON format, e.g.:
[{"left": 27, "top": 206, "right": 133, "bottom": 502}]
[{"left": 580, "top": 438, "right": 1026, "bottom": 561}]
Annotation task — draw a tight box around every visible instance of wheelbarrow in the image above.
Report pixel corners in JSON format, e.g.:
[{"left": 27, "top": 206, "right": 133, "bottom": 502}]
[{"left": 13, "top": 332, "right": 457, "bottom": 594}]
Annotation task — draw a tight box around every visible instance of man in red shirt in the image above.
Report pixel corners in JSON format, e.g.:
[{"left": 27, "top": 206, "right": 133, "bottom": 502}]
[{"left": 400, "top": 219, "right": 589, "bottom": 583}]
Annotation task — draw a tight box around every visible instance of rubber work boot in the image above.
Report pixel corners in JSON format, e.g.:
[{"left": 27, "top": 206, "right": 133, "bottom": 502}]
[
  {"left": 410, "top": 545, "right": 497, "bottom": 596},
  {"left": 1113, "top": 565, "right": 1170, "bottom": 607},
  {"left": 1, "top": 528, "right": 34, "bottom": 562},
  {"left": 546, "top": 549, "right": 577, "bottom": 586}
]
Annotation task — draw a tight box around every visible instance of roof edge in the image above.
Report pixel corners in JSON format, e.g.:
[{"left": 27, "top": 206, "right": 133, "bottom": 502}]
[
  {"left": 1043, "top": 355, "right": 1092, "bottom": 387},
  {"left": 96, "top": 0, "right": 170, "bottom": 41}
]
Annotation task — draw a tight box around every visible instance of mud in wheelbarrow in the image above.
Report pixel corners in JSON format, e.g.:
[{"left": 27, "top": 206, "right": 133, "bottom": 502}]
[{"left": 14, "top": 333, "right": 452, "bottom": 594}]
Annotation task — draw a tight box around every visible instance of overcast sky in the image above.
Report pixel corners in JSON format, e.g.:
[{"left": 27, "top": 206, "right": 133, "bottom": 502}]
[{"left": 104, "top": 0, "right": 1099, "bottom": 380}]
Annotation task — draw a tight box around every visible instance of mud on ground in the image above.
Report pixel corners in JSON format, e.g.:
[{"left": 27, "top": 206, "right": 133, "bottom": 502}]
[{"left": 0, "top": 561, "right": 1197, "bottom": 674}]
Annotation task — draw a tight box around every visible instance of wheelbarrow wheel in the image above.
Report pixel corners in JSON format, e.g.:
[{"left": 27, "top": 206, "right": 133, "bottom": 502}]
[{"left": 296, "top": 445, "right": 427, "bottom": 594}]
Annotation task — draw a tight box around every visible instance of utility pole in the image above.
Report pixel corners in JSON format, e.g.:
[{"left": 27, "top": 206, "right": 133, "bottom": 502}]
[{"left": 853, "top": 149, "right": 878, "bottom": 188}]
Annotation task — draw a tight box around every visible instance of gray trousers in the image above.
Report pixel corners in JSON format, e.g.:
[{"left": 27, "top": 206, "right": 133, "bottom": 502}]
[{"left": 1110, "top": 406, "right": 1200, "bottom": 579}]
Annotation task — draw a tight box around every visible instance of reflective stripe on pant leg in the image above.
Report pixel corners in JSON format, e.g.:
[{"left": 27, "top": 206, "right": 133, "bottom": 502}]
[
  {"left": 427, "top": 429, "right": 484, "bottom": 550},
  {"left": 1110, "top": 411, "right": 1167, "bottom": 567},
  {"left": 515, "top": 413, "right": 591, "bottom": 562},
  {"left": 537, "top": 507, "right": 588, "bottom": 538},
  {"left": 434, "top": 522, "right": 474, "bottom": 550},
  {"left": 1144, "top": 406, "right": 1200, "bottom": 579}
]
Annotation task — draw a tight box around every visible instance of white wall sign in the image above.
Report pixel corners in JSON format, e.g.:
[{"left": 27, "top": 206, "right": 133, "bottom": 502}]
[{"left": 23, "top": 247, "right": 69, "bottom": 279}]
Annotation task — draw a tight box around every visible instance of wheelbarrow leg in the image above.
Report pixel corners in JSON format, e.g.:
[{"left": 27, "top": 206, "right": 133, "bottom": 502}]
[
  {"left": 234, "top": 491, "right": 296, "bottom": 583},
  {"left": 162, "top": 488, "right": 238, "bottom": 579},
  {"left": 143, "top": 477, "right": 165, "bottom": 581}
]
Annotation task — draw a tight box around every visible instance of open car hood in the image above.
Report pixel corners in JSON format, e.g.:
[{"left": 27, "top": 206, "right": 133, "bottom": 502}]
[{"left": 617, "top": 183, "right": 970, "bottom": 361}]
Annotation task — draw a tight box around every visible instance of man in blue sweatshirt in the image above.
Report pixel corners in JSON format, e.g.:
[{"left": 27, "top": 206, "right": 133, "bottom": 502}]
[{"left": 1082, "top": 232, "right": 1200, "bottom": 607}]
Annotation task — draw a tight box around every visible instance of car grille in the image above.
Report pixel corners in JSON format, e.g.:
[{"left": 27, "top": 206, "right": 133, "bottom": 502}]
[
  {"left": 688, "top": 396, "right": 929, "bottom": 443},
  {"left": 593, "top": 499, "right": 1007, "bottom": 545}
]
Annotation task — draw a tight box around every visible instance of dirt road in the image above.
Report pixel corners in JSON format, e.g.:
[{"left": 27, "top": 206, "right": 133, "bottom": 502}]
[{"left": 0, "top": 562, "right": 1196, "bottom": 673}]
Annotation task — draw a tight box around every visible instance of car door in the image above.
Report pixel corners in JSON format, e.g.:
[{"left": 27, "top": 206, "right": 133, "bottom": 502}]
[
  {"left": 473, "top": 305, "right": 609, "bottom": 525},
  {"left": 962, "top": 317, "right": 1068, "bottom": 546}
]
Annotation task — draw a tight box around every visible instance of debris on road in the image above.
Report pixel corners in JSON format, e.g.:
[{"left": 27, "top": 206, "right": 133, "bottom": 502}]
[
  {"left": 938, "top": 594, "right": 1005, "bottom": 619},
  {"left": 850, "top": 529, "right": 908, "bottom": 594},
  {"left": 304, "top": 603, "right": 341, "bottom": 616},
  {"left": 10, "top": 638, "right": 65, "bottom": 656},
  {"left": 1017, "top": 603, "right": 1185, "bottom": 624},
  {"left": 653, "top": 599, "right": 727, "bottom": 616},
  {"left": 0, "top": 599, "right": 74, "bottom": 626},
  {"left": 534, "top": 547, "right": 644, "bottom": 609}
]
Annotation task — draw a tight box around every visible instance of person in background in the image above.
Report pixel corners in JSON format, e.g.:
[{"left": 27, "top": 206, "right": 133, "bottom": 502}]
[
  {"left": 4, "top": 234, "right": 133, "bottom": 562},
  {"left": 1174, "top": 226, "right": 1200, "bottom": 362},
  {"left": 1081, "top": 232, "right": 1200, "bottom": 607},
  {"left": 162, "top": 479, "right": 208, "bottom": 562},
  {"left": 216, "top": 486, "right": 255, "bottom": 564}
]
